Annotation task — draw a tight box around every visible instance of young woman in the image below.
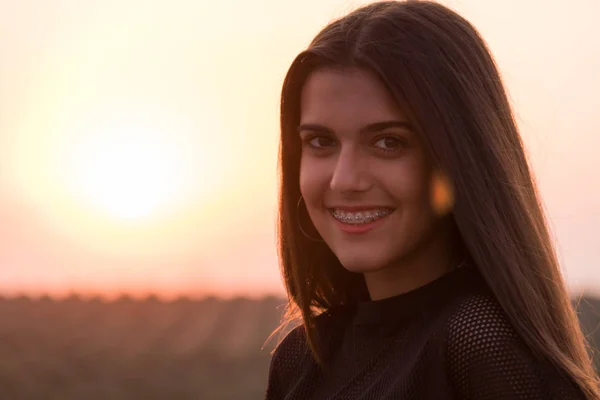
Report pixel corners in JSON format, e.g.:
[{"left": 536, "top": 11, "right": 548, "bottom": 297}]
[{"left": 266, "top": 1, "right": 599, "bottom": 399}]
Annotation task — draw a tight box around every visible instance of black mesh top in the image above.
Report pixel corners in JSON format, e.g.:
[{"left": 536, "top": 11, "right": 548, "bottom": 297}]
[{"left": 265, "top": 266, "right": 585, "bottom": 399}]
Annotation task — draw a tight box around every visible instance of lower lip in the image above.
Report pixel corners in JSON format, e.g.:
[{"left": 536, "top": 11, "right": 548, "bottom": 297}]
[{"left": 331, "top": 212, "right": 393, "bottom": 234}]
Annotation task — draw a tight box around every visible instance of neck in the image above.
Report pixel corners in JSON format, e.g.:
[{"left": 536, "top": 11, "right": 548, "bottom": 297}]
[{"left": 363, "top": 220, "right": 461, "bottom": 301}]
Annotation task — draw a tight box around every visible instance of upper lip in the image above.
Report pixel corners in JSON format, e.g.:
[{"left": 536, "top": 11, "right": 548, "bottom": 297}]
[{"left": 328, "top": 205, "right": 395, "bottom": 211}]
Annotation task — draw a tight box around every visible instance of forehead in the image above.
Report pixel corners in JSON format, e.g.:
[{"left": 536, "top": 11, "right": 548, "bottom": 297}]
[{"left": 299, "top": 67, "right": 407, "bottom": 129}]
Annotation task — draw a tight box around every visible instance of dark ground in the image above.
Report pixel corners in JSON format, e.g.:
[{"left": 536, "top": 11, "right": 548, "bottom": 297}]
[{"left": 0, "top": 294, "right": 597, "bottom": 399}]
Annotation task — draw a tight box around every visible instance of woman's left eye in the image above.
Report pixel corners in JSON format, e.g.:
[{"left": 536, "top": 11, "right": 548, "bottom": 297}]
[{"left": 373, "top": 136, "right": 405, "bottom": 152}]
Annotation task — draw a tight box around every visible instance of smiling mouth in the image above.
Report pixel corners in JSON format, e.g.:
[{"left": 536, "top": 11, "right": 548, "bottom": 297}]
[{"left": 329, "top": 208, "right": 394, "bottom": 225}]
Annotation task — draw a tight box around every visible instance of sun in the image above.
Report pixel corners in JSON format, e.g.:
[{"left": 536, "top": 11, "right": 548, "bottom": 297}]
[
  {"left": 67, "top": 115, "right": 189, "bottom": 219},
  {"left": 79, "top": 136, "right": 175, "bottom": 219}
]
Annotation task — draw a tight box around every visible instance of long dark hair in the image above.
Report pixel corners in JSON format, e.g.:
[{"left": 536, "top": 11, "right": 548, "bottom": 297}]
[{"left": 275, "top": 1, "right": 599, "bottom": 398}]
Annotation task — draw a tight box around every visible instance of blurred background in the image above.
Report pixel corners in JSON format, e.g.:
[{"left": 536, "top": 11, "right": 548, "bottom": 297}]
[{"left": 0, "top": 0, "right": 599, "bottom": 398}]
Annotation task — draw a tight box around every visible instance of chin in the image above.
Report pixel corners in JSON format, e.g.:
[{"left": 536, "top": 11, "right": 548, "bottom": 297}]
[{"left": 336, "top": 254, "right": 391, "bottom": 274}]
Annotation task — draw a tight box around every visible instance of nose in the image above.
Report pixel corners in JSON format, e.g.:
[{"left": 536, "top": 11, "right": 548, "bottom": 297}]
[{"left": 329, "top": 147, "right": 371, "bottom": 194}]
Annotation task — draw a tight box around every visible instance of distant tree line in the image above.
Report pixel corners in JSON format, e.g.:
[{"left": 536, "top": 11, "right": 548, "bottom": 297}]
[{"left": 0, "top": 294, "right": 597, "bottom": 399}]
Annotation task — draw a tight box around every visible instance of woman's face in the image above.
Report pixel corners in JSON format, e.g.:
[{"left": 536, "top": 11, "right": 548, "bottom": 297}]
[{"left": 298, "top": 67, "right": 441, "bottom": 274}]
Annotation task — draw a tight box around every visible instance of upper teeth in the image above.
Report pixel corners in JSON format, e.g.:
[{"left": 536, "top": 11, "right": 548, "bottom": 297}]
[{"left": 331, "top": 208, "right": 392, "bottom": 225}]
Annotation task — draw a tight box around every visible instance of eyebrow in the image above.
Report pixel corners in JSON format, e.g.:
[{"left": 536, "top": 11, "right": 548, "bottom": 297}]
[{"left": 296, "top": 120, "right": 414, "bottom": 135}]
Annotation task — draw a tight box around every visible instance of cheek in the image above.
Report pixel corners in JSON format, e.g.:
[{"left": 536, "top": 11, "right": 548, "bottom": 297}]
[
  {"left": 299, "top": 157, "right": 331, "bottom": 202},
  {"left": 405, "top": 168, "right": 437, "bottom": 222},
  {"left": 382, "top": 159, "right": 432, "bottom": 205}
]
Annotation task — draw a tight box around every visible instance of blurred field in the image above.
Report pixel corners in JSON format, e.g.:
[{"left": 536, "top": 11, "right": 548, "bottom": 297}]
[{"left": 0, "top": 294, "right": 598, "bottom": 400}]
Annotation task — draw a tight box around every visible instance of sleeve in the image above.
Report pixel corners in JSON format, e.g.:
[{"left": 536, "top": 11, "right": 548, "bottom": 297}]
[
  {"left": 265, "top": 354, "right": 283, "bottom": 400},
  {"left": 444, "top": 294, "right": 585, "bottom": 400},
  {"left": 265, "top": 325, "right": 307, "bottom": 400}
]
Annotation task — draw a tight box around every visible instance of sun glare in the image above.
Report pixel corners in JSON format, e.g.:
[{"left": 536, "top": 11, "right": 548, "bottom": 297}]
[
  {"left": 78, "top": 134, "right": 173, "bottom": 219},
  {"left": 66, "top": 112, "right": 196, "bottom": 220}
]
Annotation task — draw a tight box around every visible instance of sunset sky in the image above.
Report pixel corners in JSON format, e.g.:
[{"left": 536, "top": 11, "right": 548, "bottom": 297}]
[{"left": 0, "top": 0, "right": 598, "bottom": 299}]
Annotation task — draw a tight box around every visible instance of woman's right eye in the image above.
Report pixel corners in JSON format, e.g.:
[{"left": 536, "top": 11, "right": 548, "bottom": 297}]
[{"left": 303, "top": 136, "right": 336, "bottom": 149}]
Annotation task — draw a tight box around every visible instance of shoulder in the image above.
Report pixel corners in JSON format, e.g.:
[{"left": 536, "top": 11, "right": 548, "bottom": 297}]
[
  {"left": 444, "top": 291, "right": 519, "bottom": 352},
  {"left": 442, "top": 292, "right": 525, "bottom": 380},
  {"left": 269, "top": 306, "right": 349, "bottom": 373},
  {"left": 441, "top": 293, "right": 583, "bottom": 399},
  {"left": 266, "top": 323, "right": 307, "bottom": 399},
  {"left": 443, "top": 293, "right": 526, "bottom": 375},
  {"left": 266, "top": 307, "right": 349, "bottom": 398},
  {"left": 272, "top": 323, "right": 309, "bottom": 364}
]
